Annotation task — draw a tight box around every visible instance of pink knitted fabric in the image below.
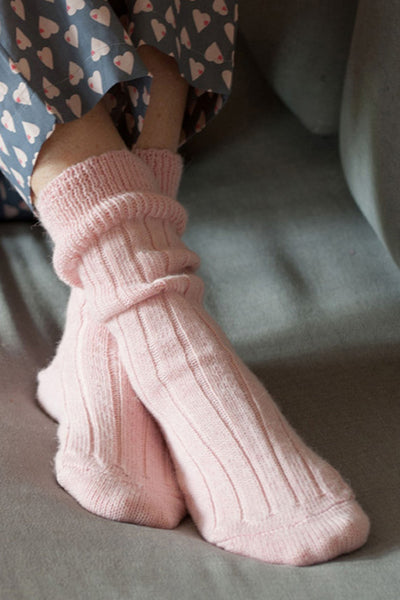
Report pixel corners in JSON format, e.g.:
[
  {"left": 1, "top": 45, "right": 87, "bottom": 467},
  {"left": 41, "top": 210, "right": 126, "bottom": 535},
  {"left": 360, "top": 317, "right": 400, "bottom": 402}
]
[
  {"left": 37, "top": 288, "right": 185, "bottom": 526},
  {"left": 37, "top": 150, "right": 370, "bottom": 566},
  {"left": 134, "top": 148, "right": 183, "bottom": 199},
  {"left": 37, "top": 149, "right": 186, "bottom": 526}
]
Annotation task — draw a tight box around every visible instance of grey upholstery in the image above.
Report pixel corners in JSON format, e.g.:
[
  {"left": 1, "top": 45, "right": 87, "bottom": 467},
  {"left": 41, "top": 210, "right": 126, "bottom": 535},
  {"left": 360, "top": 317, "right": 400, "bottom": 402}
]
[
  {"left": 1, "top": 30, "right": 400, "bottom": 600},
  {"left": 239, "top": 0, "right": 359, "bottom": 135},
  {"left": 240, "top": 0, "right": 400, "bottom": 270},
  {"left": 340, "top": 0, "right": 400, "bottom": 267}
]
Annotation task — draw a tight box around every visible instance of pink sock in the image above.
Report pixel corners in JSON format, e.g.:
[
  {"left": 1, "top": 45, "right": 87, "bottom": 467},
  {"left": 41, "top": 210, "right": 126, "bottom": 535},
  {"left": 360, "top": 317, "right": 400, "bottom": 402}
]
[
  {"left": 134, "top": 147, "right": 183, "bottom": 199},
  {"left": 37, "top": 150, "right": 370, "bottom": 565},
  {"left": 37, "top": 150, "right": 186, "bottom": 526}
]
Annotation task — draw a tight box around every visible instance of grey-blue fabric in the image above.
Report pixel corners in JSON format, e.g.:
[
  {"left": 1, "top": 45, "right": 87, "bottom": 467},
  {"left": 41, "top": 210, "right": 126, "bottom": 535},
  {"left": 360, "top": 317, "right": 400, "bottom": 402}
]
[{"left": 0, "top": 0, "right": 237, "bottom": 211}]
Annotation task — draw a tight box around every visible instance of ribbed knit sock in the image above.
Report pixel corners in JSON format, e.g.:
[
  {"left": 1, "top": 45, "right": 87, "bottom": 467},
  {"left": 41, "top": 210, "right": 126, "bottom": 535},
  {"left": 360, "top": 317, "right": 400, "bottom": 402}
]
[
  {"left": 37, "top": 150, "right": 370, "bottom": 566},
  {"left": 134, "top": 147, "right": 183, "bottom": 199},
  {"left": 36, "top": 149, "right": 186, "bottom": 526}
]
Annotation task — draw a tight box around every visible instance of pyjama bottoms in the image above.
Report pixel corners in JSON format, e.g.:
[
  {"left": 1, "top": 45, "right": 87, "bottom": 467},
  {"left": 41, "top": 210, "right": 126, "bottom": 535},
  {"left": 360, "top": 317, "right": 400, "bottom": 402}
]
[{"left": 0, "top": 0, "right": 238, "bottom": 220}]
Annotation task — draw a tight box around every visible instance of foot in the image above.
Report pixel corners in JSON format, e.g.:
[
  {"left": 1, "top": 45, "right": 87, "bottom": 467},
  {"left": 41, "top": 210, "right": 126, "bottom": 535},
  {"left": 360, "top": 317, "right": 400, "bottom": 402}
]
[
  {"left": 37, "top": 150, "right": 370, "bottom": 564},
  {"left": 37, "top": 287, "right": 186, "bottom": 527}
]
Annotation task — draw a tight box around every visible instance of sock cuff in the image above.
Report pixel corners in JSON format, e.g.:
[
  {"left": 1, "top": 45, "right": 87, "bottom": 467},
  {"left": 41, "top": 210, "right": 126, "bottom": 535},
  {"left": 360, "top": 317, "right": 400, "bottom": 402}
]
[
  {"left": 134, "top": 148, "right": 183, "bottom": 199},
  {"left": 36, "top": 150, "right": 188, "bottom": 286}
]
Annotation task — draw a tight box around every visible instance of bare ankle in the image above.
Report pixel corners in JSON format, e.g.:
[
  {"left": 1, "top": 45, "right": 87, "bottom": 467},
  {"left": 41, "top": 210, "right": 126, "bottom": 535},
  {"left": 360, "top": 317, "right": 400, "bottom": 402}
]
[{"left": 31, "top": 100, "right": 126, "bottom": 201}]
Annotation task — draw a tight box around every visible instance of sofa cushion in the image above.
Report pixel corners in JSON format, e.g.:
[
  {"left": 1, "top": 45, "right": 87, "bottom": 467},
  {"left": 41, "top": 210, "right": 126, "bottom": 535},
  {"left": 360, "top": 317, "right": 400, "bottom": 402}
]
[
  {"left": 340, "top": 0, "right": 400, "bottom": 267},
  {"left": 239, "top": 0, "right": 358, "bottom": 134}
]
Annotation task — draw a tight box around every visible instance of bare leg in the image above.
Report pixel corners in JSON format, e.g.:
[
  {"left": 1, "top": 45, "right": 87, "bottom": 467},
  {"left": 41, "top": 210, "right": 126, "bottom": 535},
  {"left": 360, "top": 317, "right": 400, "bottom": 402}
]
[
  {"left": 31, "top": 99, "right": 126, "bottom": 202},
  {"left": 33, "top": 52, "right": 190, "bottom": 526},
  {"left": 31, "top": 47, "right": 188, "bottom": 202},
  {"left": 135, "top": 45, "right": 189, "bottom": 153}
]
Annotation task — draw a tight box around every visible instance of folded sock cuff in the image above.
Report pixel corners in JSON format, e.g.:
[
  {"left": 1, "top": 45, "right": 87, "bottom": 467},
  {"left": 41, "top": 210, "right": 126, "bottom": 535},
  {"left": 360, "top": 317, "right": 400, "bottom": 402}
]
[
  {"left": 36, "top": 150, "right": 188, "bottom": 286},
  {"left": 134, "top": 148, "right": 183, "bottom": 199}
]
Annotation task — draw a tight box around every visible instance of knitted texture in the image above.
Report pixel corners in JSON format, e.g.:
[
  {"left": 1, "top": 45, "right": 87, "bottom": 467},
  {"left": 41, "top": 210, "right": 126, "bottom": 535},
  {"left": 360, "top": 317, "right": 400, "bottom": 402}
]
[
  {"left": 134, "top": 148, "right": 184, "bottom": 199},
  {"left": 37, "top": 288, "right": 186, "bottom": 526},
  {"left": 37, "top": 150, "right": 370, "bottom": 565},
  {"left": 36, "top": 149, "right": 187, "bottom": 526},
  {"left": 38, "top": 150, "right": 188, "bottom": 291}
]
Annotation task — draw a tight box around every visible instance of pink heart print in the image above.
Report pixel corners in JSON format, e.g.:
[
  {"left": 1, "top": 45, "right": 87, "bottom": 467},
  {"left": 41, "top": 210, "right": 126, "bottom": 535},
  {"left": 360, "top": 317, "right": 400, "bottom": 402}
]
[{"left": 192, "top": 9, "right": 211, "bottom": 33}]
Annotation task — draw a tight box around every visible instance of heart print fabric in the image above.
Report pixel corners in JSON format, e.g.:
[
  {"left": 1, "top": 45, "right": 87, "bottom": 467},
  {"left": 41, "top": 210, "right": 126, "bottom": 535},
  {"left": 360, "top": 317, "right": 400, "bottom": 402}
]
[{"left": 0, "top": 0, "right": 238, "bottom": 217}]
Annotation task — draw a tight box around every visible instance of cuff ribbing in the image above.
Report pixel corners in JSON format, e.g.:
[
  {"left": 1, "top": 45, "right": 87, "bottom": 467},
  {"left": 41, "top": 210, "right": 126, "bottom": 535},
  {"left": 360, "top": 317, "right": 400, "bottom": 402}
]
[
  {"left": 36, "top": 149, "right": 188, "bottom": 286},
  {"left": 134, "top": 148, "right": 183, "bottom": 199}
]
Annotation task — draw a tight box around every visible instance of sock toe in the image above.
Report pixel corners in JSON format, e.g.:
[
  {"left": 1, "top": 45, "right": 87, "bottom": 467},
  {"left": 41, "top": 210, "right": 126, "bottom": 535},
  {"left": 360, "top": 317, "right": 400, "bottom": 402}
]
[
  {"left": 36, "top": 366, "right": 64, "bottom": 423},
  {"left": 219, "top": 499, "right": 370, "bottom": 566}
]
